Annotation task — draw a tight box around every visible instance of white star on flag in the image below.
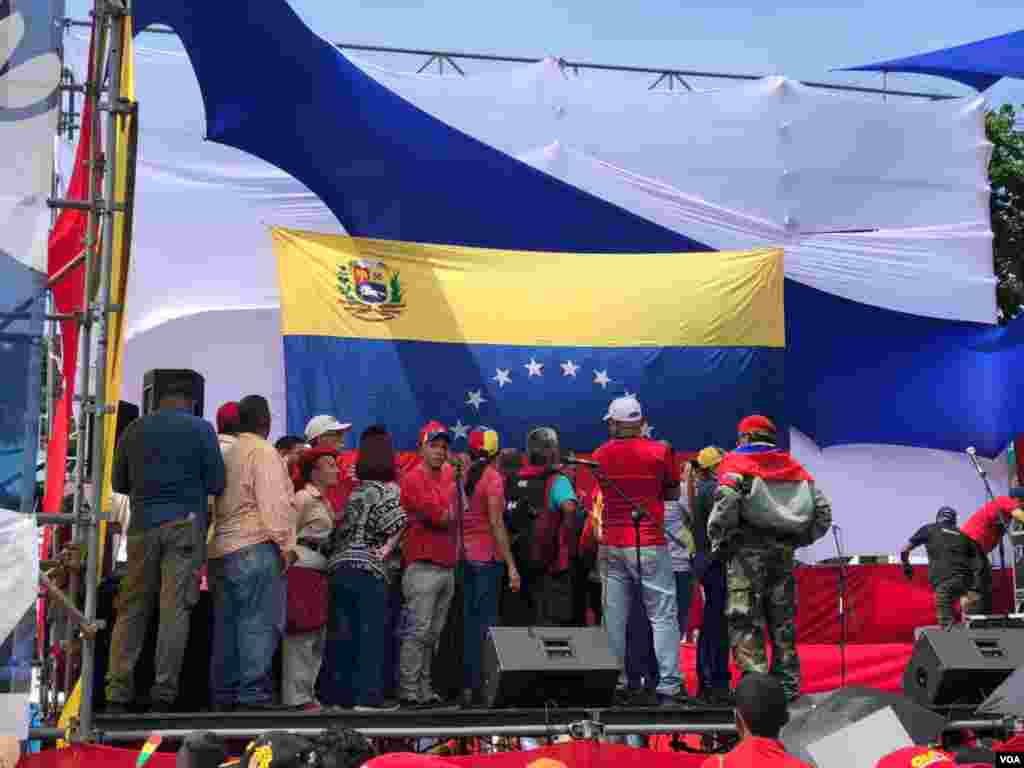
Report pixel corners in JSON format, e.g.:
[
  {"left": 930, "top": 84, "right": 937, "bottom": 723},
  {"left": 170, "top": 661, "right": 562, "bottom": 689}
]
[
  {"left": 493, "top": 368, "right": 512, "bottom": 388},
  {"left": 452, "top": 419, "right": 470, "bottom": 440},
  {"left": 525, "top": 358, "right": 544, "bottom": 377},
  {"left": 641, "top": 424, "right": 654, "bottom": 438},
  {"left": 594, "top": 369, "right": 611, "bottom": 389},
  {"left": 560, "top": 360, "right": 580, "bottom": 378},
  {"left": 466, "top": 389, "right": 487, "bottom": 411}
]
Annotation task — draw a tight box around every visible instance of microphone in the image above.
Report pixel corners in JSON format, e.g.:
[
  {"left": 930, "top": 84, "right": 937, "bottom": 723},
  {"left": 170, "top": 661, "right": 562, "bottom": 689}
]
[
  {"left": 563, "top": 457, "right": 600, "bottom": 468},
  {"left": 966, "top": 446, "right": 987, "bottom": 477}
]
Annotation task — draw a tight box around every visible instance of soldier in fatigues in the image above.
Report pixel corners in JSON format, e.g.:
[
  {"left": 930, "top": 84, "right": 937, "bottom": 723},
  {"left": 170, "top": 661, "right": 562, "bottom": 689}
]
[{"left": 708, "top": 415, "right": 832, "bottom": 703}]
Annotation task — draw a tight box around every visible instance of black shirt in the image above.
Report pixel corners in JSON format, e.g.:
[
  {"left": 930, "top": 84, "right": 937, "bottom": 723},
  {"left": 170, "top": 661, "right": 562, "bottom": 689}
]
[
  {"left": 691, "top": 477, "right": 718, "bottom": 555},
  {"left": 908, "top": 523, "right": 974, "bottom": 586}
]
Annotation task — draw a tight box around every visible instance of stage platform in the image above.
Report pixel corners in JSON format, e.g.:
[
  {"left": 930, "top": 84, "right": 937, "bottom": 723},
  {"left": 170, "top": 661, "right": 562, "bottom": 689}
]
[{"left": 76, "top": 697, "right": 997, "bottom": 743}]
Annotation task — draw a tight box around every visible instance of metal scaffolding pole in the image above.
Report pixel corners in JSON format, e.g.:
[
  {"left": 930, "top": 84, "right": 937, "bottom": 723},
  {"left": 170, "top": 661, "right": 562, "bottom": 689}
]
[
  {"left": 60, "top": 5, "right": 109, "bottom": 710},
  {"left": 79, "top": 0, "right": 128, "bottom": 741}
]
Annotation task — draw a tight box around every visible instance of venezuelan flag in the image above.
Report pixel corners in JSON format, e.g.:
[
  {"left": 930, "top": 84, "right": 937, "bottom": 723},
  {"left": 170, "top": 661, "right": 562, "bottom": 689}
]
[{"left": 273, "top": 228, "right": 785, "bottom": 451}]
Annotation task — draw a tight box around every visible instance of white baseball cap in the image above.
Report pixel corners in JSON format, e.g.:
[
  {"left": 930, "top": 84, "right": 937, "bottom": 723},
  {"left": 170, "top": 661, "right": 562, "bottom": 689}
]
[
  {"left": 603, "top": 396, "right": 643, "bottom": 423},
  {"left": 304, "top": 414, "right": 352, "bottom": 442}
]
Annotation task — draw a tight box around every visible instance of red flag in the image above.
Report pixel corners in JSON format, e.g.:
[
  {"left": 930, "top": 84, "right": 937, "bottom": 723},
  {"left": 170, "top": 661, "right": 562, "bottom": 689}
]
[{"left": 42, "top": 32, "right": 97, "bottom": 515}]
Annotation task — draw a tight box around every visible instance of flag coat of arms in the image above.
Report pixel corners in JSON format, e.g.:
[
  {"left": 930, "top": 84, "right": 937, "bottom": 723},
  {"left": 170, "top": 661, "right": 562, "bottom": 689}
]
[{"left": 273, "top": 228, "right": 785, "bottom": 452}]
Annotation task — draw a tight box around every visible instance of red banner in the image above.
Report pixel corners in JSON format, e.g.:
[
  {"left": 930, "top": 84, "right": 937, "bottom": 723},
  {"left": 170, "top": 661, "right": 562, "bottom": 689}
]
[
  {"left": 41, "top": 33, "right": 96, "bottom": 516},
  {"left": 17, "top": 742, "right": 708, "bottom": 768}
]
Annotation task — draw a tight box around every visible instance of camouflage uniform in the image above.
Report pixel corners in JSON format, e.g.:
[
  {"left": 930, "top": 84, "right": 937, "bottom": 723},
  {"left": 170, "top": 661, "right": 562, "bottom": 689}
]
[{"left": 709, "top": 461, "right": 832, "bottom": 701}]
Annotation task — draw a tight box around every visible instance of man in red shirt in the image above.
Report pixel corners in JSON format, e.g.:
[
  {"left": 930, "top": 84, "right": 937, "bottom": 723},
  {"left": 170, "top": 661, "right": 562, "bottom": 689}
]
[
  {"left": 701, "top": 673, "right": 810, "bottom": 768},
  {"left": 959, "top": 489, "right": 1024, "bottom": 614},
  {"left": 593, "top": 396, "right": 691, "bottom": 706},
  {"left": 304, "top": 414, "right": 355, "bottom": 517},
  {"left": 397, "top": 421, "right": 457, "bottom": 708}
]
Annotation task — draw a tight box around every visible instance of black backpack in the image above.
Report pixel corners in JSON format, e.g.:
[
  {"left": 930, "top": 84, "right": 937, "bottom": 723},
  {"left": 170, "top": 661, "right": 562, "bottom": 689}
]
[{"left": 506, "top": 467, "right": 567, "bottom": 571}]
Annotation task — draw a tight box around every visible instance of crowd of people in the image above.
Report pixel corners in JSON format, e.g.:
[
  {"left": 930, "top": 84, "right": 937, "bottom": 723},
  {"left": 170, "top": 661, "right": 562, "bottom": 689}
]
[{"left": 101, "top": 374, "right": 836, "bottom": 715}]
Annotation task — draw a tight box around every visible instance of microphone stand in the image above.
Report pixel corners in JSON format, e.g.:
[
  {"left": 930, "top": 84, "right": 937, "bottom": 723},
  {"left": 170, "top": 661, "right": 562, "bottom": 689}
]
[
  {"left": 586, "top": 464, "right": 658, "bottom": 693},
  {"left": 967, "top": 451, "right": 1007, "bottom": 616},
  {"left": 832, "top": 525, "right": 848, "bottom": 688}
]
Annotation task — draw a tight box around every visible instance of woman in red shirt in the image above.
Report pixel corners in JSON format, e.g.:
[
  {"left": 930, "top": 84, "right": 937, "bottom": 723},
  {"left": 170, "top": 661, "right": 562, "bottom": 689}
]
[{"left": 460, "top": 428, "right": 520, "bottom": 707}]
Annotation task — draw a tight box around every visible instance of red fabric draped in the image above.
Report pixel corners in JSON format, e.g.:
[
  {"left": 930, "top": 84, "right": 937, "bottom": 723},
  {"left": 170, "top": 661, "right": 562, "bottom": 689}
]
[
  {"left": 17, "top": 742, "right": 709, "bottom": 768},
  {"left": 681, "top": 564, "right": 1013, "bottom": 645},
  {"left": 717, "top": 448, "right": 812, "bottom": 484},
  {"left": 41, "top": 33, "right": 96, "bottom": 516}
]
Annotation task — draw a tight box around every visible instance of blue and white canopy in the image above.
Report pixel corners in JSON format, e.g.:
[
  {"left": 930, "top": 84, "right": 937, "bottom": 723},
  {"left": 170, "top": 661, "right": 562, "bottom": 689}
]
[{"left": 60, "top": 0, "right": 1015, "bottom": 556}]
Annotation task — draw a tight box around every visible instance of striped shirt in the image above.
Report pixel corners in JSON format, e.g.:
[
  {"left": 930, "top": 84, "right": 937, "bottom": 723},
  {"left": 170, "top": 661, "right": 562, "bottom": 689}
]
[
  {"left": 327, "top": 480, "right": 408, "bottom": 580},
  {"left": 209, "top": 432, "right": 296, "bottom": 560}
]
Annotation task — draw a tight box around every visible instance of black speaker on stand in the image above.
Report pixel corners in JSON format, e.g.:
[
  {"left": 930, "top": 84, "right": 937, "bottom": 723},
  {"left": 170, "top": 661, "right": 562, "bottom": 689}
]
[
  {"left": 84, "top": 401, "right": 139, "bottom": 477},
  {"left": 142, "top": 369, "right": 205, "bottom": 418},
  {"left": 903, "top": 626, "right": 1024, "bottom": 708}
]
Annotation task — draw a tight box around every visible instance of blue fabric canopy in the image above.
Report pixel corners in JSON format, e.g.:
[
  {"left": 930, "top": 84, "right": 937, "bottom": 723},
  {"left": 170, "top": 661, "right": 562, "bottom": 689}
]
[
  {"left": 840, "top": 30, "right": 1024, "bottom": 91},
  {"left": 132, "top": 0, "right": 1023, "bottom": 457}
]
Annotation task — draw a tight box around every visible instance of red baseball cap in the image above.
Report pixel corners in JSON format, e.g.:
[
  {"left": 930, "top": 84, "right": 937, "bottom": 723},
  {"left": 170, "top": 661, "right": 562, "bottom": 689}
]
[
  {"left": 738, "top": 414, "right": 776, "bottom": 436},
  {"left": 419, "top": 421, "right": 451, "bottom": 447},
  {"left": 875, "top": 747, "right": 953, "bottom": 768}
]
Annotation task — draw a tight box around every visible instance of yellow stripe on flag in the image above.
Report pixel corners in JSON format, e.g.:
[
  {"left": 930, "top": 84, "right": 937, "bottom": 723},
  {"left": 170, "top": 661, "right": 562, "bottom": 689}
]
[
  {"left": 272, "top": 228, "right": 785, "bottom": 349},
  {"left": 99, "top": 17, "right": 135, "bottom": 568}
]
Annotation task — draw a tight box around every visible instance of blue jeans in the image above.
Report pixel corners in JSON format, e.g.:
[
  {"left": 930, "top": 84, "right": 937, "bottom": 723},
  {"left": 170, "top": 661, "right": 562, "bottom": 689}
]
[
  {"left": 694, "top": 555, "right": 730, "bottom": 691},
  {"left": 322, "top": 565, "right": 388, "bottom": 707},
  {"left": 602, "top": 545, "right": 682, "bottom": 697},
  {"left": 463, "top": 561, "right": 503, "bottom": 690},
  {"left": 625, "top": 570, "right": 693, "bottom": 691},
  {"left": 208, "top": 542, "right": 285, "bottom": 706}
]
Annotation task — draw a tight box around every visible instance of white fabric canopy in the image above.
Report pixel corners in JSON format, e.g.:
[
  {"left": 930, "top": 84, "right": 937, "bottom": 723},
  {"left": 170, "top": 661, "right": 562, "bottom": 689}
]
[
  {"left": 362, "top": 58, "right": 995, "bottom": 323},
  {"left": 1, "top": 8, "right": 59, "bottom": 273},
  {"left": 61, "top": 34, "right": 1005, "bottom": 557}
]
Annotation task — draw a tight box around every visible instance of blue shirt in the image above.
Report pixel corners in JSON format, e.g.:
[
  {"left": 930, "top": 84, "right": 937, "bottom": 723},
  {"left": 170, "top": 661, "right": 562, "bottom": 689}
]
[
  {"left": 548, "top": 475, "right": 576, "bottom": 513},
  {"left": 112, "top": 408, "right": 225, "bottom": 531}
]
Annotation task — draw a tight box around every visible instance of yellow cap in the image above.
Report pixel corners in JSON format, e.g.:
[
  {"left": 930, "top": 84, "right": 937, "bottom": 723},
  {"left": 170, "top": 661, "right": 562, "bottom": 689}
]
[{"left": 697, "top": 446, "right": 724, "bottom": 469}]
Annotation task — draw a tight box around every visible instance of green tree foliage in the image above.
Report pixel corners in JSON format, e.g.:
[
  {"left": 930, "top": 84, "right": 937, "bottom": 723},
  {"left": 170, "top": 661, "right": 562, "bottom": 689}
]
[{"left": 988, "top": 104, "right": 1024, "bottom": 323}]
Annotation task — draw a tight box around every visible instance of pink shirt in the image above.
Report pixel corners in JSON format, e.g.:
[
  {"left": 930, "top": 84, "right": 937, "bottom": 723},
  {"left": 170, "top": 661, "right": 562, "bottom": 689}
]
[{"left": 463, "top": 466, "right": 505, "bottom": 563}]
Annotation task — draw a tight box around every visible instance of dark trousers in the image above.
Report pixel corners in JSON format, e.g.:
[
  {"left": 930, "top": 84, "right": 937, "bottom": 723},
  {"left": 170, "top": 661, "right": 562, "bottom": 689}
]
[
  {"left": 106, "top": 519, "right": 196, "bottom": 706},
  {"left": 383, "top": 572, "right": 404, "bottom": 699},
  {"left": 208, "top": 542, "right": 284, "bottom": 707},
  {"left": 695, "top": 556, "right": 730, "bottom": 692},
  {"left": 532, "top": 570, "right": 575, "bottom": 627},
  {"left": 323, "top": 565, "right": 388, "bottom": 707},
  {"left": 462, "top": 561, "right": 503, "bottom": 690},
  {"left": 625, "top": 589, "right": 658, "bottom": 690}
]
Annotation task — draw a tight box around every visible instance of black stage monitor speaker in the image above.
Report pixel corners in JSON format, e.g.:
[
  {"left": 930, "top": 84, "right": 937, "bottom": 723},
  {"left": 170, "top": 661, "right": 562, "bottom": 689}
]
[
  {"left": 142, "top": 369, "right": 205, "bottom": 418},
  {"left": 84, "top": 401, "right": 139, "bottom": 475},
  {"left": 482, "top": 626, "right": 620, "bottom": 708},
  {"left": 903, "top": 626, "right": 1024, "bottom": 707}
]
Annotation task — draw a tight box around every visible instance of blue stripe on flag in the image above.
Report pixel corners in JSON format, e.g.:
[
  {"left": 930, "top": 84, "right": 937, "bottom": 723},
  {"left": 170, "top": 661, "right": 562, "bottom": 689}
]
[{"left": 284, "top": 336, "right": 785, "bottom": 452}]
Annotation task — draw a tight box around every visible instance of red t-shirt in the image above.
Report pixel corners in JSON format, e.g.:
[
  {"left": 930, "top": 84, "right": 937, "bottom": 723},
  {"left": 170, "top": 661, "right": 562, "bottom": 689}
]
[
  {"left": 701, "top": 737, "right": 812, "bottom": 768},
  {"left": 463, "top": 465, "right": 505, "bottom": 563},
  {"left": 592, "top": 438, "right": 680, "bottom": 548},
  {"left": 324, "top": 452, "right": 359, "bottom": 520},
  {"left": 961, "top": 496, "right": 1018, "bottom": 554},
  {"left": 400, "top": 463, "right": 457, "bottom": 567}
]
